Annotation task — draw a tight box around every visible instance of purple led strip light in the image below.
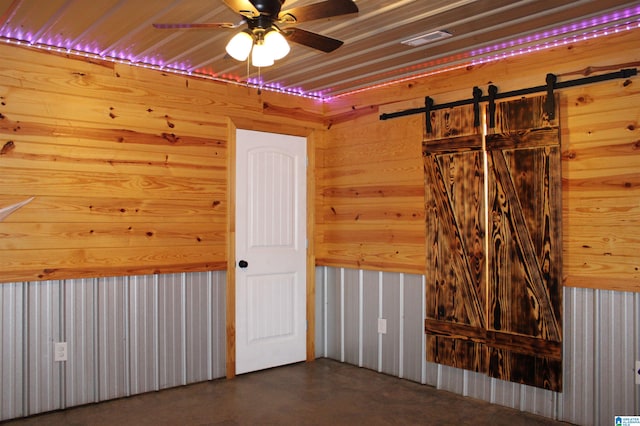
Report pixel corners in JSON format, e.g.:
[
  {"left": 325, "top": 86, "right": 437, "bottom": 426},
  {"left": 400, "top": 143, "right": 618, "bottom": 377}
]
[
  {"left": 1, "top": 5, "right": 639, "bottom": 100},
  {"left": 332, "top": 6, "right": 640, "bottom": 99},
  {"left": 470, "top": 5, "right": 640, "bottom": 58}
]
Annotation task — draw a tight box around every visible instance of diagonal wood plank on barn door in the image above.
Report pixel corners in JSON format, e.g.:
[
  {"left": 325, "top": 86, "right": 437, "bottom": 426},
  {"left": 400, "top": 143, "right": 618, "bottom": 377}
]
[
  {"left": 486, "top": 95, "right": 562, "bottom": 391},
  {"left": 423, "top": 104, "right": 487, "bottom": 373}
]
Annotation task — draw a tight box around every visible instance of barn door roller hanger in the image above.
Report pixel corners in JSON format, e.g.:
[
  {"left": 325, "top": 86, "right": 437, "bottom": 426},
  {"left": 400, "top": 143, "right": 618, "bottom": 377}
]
[{"left": 379, "top": 68, "right": 637, "bottom": 133}]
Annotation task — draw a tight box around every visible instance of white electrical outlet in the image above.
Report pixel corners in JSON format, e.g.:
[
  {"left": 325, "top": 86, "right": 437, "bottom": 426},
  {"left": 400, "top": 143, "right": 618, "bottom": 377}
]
[
  {"left": 378, "top": 318, "right": 387, "bottom": 334},
  {"left": 636, "top": 360, "right": 640, "bottom": 385},
  {"left": 54, "top": 342, "right": 67, "bottom": 362}
]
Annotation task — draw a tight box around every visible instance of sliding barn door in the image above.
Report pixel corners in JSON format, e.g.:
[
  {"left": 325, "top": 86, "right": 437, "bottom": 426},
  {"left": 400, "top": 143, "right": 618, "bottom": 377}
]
[
  {"left": 423, "top": 95, "right": 562, "bottom": 391},
  {"left": 423, "top": 105, "right": 488, "bottom": 374},
  {"left": 485, "top": 96, "right": 562, "bottom": 390}
]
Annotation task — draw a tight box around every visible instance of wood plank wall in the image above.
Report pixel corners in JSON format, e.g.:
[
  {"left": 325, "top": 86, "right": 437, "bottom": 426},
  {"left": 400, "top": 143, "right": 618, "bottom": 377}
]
[
  {"left": 318, "top": 29, "right": 640, "bottom": 292},
  {"left": 1, "top": 29, "right": 639, "bottom": 293},
  {"left": 314, "top": 112, "right": 425, "bottom": 274},
  {"left": 0, "top": 44, "right": 324, "bottom": 283}
]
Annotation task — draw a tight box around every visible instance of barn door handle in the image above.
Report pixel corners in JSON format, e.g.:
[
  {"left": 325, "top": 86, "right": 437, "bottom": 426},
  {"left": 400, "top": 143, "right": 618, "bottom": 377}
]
[{"left": 238, "top": 260, "right": 248, "bottom": 268}]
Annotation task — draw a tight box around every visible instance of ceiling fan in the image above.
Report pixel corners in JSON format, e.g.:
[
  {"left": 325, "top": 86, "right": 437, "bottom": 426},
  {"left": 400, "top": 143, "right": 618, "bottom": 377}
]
[{"left": 153, "top": 0, "right": 359, "bottom": 67}]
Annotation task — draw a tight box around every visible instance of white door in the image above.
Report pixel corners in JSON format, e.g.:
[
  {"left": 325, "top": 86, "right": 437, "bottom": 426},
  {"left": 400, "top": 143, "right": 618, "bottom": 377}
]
[{"left": 235, "top": 129, "right": 307, "bottom": 374}]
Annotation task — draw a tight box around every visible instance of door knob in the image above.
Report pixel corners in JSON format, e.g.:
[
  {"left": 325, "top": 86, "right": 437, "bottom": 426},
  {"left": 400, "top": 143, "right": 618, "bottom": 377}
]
[{"left": 238, "top": 260, "right": 248, "bottom": 268}]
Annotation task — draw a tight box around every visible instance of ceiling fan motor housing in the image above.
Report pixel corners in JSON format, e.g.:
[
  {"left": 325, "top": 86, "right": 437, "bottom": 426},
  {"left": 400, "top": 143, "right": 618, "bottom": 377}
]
[
  {"left": 249, "top": 0, "right": 285, "bottom": 16},
  {"left": 247, "top": 15, "right": 278, "bottom": 31}
]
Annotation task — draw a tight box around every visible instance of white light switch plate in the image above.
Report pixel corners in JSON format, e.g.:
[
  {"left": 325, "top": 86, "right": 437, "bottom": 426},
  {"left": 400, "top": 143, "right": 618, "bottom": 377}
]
[{"left": 378, "top": 318, "right": 387, "bottom": 334}]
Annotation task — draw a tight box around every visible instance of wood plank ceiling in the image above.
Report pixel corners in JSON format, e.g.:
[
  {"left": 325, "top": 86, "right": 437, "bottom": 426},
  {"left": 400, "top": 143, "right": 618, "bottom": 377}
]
[{"left": 0, "top": 0, "right": 638, "bottom": 98}]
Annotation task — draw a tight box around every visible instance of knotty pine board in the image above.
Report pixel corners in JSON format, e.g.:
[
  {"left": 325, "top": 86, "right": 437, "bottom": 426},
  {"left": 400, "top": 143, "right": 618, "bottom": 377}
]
[
  {"left": 0, "top": 196, "right": 225, "bottom": 224},
  {"left": 318, "top": 160, "right": 423, "bottom": 186},
  {"left": 1, "top": 139, "right": 226, "bottom": 177},
  {"left": 0, "top": 222, "right": 225, "bottom": 250},
  {"left": 0, "top": 148, "right": 226, "bottom": 181},
  {"left": 0, "top": 244, "right": 226, "bottom": 282},
  {"left": 314, "top": 242, "right": 426, "bottom": 275},
  {"left": 1, "top": 168, "right": 221, "bottom": 199},
  {"left": 316, "top": 223, "right": 425, "bottom": 245},
  {"left": 317, "top": 199, "right": 425, "bottom": 223},
  {"left": 0, "top": 115, "right": 225, "bottom": 157}
]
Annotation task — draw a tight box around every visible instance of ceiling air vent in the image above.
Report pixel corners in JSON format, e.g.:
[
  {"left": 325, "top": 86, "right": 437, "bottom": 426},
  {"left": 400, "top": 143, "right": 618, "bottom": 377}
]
[{"left": 401, "top": 30, "right": 452, "bottom": 47}]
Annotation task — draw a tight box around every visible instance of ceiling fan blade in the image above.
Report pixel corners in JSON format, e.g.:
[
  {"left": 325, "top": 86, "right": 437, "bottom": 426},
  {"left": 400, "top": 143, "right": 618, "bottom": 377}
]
[
  {"left": 152, "top": 22, "right": 239, "bottom": 29},
  {"left": 223, "top": 0, "right": 260, "bottom": 18},
  {"left": 284, "top": 28, "right": 343, "bottom": 53},
  {"left": 279, "top": 0, "right": 358, "bottom": 23}
]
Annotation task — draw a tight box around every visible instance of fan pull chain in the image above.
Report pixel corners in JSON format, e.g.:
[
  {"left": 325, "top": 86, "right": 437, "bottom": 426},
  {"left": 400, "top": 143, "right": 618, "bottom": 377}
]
[
  {"left": 257, "top": 66, "right": 262, "bottom": 95},
  {"left": 246, "top": 56, "right": 250, "bottom": 89}
]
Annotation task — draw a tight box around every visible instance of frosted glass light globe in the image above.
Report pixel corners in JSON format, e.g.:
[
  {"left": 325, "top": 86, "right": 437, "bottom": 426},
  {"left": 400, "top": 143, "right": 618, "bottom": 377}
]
[
  {"left": 226, "top": 31, "right": 253, "bottom": 61},
  {"left": 251, "top": 42, "right": 275, "bottom": 67},
  {"left": 264, "top": 30, "right": 290, "bottom": 60}
]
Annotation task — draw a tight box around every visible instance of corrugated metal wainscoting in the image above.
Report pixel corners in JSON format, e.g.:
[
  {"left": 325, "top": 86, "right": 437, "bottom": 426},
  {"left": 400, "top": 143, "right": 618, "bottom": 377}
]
[
  {"left": 0, "top": 271, "right": 226, "bottom": 421},
  {"left": 315, "top": 266, "right": 640, "bottom": 426}
]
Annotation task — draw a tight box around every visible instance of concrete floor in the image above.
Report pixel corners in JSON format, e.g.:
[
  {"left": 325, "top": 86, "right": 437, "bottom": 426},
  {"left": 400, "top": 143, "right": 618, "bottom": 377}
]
[{"left": 5, "top": 359, "right": 571, "bottom": 426}]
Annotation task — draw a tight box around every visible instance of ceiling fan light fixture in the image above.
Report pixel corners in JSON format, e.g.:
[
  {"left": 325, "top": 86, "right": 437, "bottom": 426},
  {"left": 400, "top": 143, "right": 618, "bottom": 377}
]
[
  {"left": 251, "top": 41, "right": 275, "bottom": 67},
  {"left": 226, "top": 30, "right": 254, "bottom": 61},
  {"left": 264, "top": 29, "right": 290, "bottom": 60}
]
